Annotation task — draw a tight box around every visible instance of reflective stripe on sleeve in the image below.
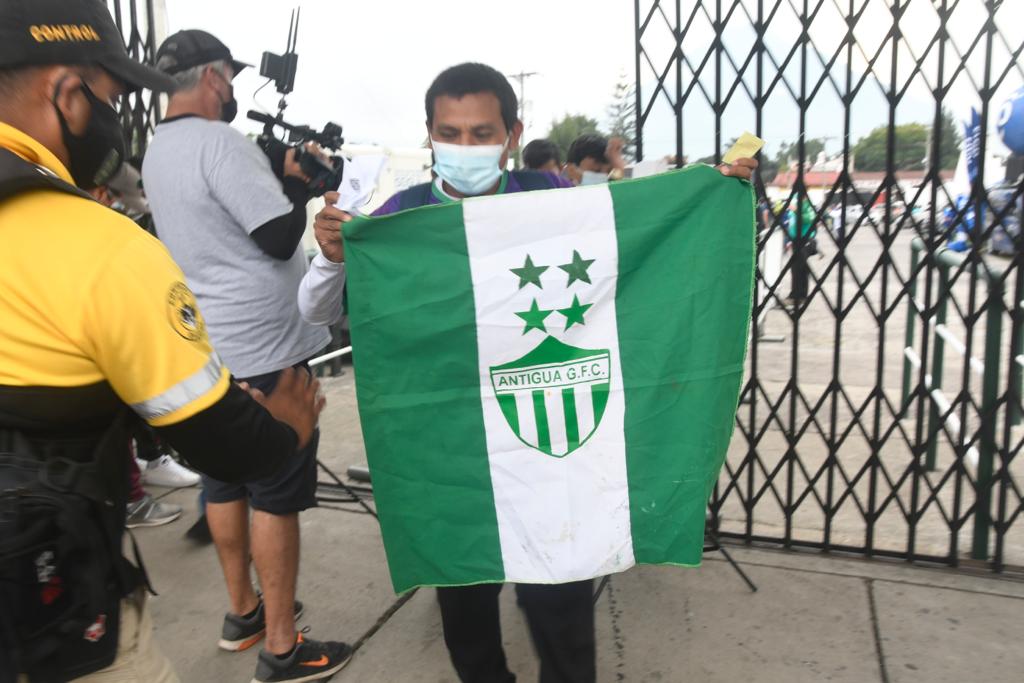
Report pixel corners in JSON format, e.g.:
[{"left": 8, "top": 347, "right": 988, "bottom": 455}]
[{"left": 130, "top": 354, "right": 225, "bottom": 421}]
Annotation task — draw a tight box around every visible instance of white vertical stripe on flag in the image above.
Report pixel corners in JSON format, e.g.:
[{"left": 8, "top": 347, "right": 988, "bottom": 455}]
[
  {"left": 514, "top": 390, "right": 538, "bottom": 447},
  {"left": 544, "top": 389, "right": 569, "bottom": 456},
  {"left": 463, "top": 183, "right": 635, "bottom": 583},
  {"left": 574, "top": 383, "right": 596, "bottom": 442}
]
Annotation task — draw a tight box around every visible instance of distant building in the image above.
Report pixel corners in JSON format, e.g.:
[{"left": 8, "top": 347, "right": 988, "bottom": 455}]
[{"left": 768, "top": 153, "right": 956, "bottom": 209}]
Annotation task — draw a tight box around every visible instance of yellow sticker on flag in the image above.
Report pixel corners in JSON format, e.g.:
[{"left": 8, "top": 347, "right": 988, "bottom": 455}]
[{"left": 723, "top": 132, "right": 766, "bottom": 164}]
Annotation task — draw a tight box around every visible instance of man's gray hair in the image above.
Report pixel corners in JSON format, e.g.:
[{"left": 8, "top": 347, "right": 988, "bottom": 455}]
[{"left": 159, "top": 58, "right": 230, "bottom": 92}]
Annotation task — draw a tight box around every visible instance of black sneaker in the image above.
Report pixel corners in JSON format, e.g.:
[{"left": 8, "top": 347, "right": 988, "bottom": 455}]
[
  {"left": 251, "top": 632, "right": 353, "bottom": 683},
  {"left": 219, "top": 600, "right": 305, "bottom": 652}
]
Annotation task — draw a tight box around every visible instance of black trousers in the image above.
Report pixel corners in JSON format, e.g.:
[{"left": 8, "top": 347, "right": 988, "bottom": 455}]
[
  {"left": 790, "top": 248, "right": 809, "bottom": 300},
  {"left": 436, "top": 580, "right": 596, "bottom": 683},
  {"left": 133, "top": 424, "right": 167, "bottom": 461}
]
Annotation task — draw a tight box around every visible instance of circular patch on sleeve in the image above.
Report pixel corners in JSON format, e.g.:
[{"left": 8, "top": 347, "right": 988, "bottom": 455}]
[{"left": 167, "top": 282, "right": 206, "bottom": 342}]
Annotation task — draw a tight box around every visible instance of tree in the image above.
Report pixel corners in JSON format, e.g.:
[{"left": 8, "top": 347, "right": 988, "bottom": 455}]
[
  {"left": 773, "top": 138, "right": 826, "bottom": 168},
  {"left": 546, "top": 114, "right": 602, "bottom": 163},
  {"left": 755, "top": 137, "right": 826, "bottom": 181},
  {"left": 851, "top": 110, "right": 962, "bottom": 172},
  {"left": 936, "top": 108, "right": 962, "bottom": 171},
  {"left": 606, "top": 76, "right": 637, "bottom": 162},
  {"left": 695, "top": 137, "right": 739, "bottom": 166},
  {"left": 757, "top": 156, "right": 780, "bottom": 183},
  {"left": 852, "top": 123, "right": 930, "bottom": 171}
]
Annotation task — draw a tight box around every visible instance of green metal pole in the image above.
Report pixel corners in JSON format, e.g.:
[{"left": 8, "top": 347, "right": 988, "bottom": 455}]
[
  {"left": 925, "top": 267, "right": 949, "bottom": 471},
  {"left": 972, "top": 279, "right": 1003, "bottom": 560},
  {"left": 901, "top": 241, "right": 921, "bottom": 414}
]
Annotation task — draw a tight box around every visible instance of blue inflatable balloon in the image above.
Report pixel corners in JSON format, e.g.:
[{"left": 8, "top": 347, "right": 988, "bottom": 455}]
[{"left": 998, "top": 87, "right": 1024, "bottom": 156}]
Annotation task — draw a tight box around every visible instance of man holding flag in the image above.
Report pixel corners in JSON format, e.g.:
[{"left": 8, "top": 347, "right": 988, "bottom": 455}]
[{"left": 305, "top": 62, "right": 757, "bottom": 683}]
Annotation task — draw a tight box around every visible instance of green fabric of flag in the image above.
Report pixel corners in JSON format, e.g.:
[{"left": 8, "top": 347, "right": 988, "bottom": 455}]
[{"left": 344, "top": 166, "right": 754, "bottom": 593}]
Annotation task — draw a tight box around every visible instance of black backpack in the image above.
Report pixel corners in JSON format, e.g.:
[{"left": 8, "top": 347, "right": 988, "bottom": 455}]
[{"left": 0, "top": 148, "right": 148, "bottom": 683}]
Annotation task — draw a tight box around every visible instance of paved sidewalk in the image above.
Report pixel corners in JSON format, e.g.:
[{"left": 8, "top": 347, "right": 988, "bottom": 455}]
[{"left": 134, "top": 374, "right": 1024, "bottom": 683}]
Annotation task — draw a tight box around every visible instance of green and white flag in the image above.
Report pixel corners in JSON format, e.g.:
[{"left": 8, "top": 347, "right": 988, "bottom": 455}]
[{"left": 344, "top": 166, "right": 754, "bottom": 593}]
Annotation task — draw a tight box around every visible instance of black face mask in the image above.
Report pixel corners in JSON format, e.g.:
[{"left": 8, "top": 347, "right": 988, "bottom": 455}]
[
  {"left": 53, "top": 81, "right": 126, "bottom": 190},
  {"left": 212, "top": 70, "right": 237, "bottom": 123},
  {"left": 220, "top": 93, "right": 238, "bottom": 124}
]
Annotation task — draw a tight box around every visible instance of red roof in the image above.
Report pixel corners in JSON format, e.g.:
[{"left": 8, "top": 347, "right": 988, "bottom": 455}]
[{"left": 769, "top": 170, "right": 840, "bottom": 187}]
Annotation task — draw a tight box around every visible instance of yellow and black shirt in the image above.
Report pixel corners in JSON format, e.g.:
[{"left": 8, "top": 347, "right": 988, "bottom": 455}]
[
  {"left": 1, "top": 122, "right": 301, "bottom": 681},
  {"left": 0, "top": 122, "right": 294, "bottom": 483},
  {"left": 0, "top": 121, "right": 229, "bottom": 432}
]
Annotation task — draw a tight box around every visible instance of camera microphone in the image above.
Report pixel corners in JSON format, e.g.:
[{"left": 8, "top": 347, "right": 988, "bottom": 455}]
[{"left": 247, "top": 111, "right": 278, "bottom": 127}]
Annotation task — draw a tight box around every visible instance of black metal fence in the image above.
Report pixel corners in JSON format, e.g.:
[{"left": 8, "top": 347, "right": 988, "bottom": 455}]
[
  {"left": 635, "top": 0, "right": 1024, "bottom": 572},
  {"left": 107, "top": 0, "right": 163, "bottom": 158}
]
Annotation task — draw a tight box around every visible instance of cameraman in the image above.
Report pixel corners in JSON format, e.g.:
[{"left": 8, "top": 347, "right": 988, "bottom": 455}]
[{"left": 141, "top": 30, "right": 349, "bottom": 683}]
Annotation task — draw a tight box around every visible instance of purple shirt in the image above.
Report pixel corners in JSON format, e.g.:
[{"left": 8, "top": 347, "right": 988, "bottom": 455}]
[{"left": 372, "top": 171, "right": 573, "bottom": 217}]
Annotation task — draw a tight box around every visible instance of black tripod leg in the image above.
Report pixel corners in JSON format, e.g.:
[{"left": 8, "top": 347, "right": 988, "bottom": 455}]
[
  {"left": 707, "top": 529, "right": 758, "bottom": 592},
  {"left": 317, "top": 459, "right": 379, "bottom": 519},
  {"left": 592, "top": 575, "right": 610, "bottom": 605}
]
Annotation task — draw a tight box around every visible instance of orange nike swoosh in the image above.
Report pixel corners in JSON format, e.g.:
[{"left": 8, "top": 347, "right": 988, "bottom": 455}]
[{"left": 300, "top": 655, "right": 329, "bottom": 667}]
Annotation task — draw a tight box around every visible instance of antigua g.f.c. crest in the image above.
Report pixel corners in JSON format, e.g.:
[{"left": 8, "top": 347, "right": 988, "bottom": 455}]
[
  {"left": 491, "top": 336, "right": 610, "bottom": 457},
  {"left": 489, "top": 250, "right": 610, "bottom": 458}
]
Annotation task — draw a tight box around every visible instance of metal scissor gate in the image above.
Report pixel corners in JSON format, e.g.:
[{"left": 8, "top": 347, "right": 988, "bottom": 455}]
[{"left": 635, "top": 0, "right": 1024, "bottom": 572}]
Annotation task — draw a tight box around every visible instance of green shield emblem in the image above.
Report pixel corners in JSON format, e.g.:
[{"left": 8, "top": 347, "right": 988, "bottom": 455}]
[{"left": 490, "top": 336, "right": 611, "bottom": 457}]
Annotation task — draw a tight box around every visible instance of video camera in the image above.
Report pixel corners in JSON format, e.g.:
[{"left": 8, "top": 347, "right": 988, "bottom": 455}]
[
  {"left": 248, "top": 111, "right": 345, "bottom": 197},
  {"left": 247, "top": 7, "right": 345, "bottom": 198}
]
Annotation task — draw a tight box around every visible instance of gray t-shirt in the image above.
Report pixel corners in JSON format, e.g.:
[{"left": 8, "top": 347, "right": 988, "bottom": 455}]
[{"left": 143, "top": 117, "right": 330, "bottom": 377}]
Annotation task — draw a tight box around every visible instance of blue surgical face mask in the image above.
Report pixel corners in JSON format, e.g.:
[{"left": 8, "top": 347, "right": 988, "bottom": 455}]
[
  {"left": 580, "top": 170, "right": 609, "bottom": 186},
  {"left": 431, "top": 138, "right": 508, "bottom": 196}
]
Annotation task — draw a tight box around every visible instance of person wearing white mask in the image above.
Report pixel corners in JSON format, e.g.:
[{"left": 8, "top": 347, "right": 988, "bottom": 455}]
[
  {"left": 301, "top": 62, "right": 757, "bottom": 683},
  {"left": 563, "top": 133, "right": 628, "bottom": 186},
  {"left": 299, "top": 62, "right": 575, "bottom": 327}
]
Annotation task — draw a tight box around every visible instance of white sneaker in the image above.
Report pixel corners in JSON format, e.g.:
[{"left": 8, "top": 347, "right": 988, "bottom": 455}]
[
  {"left": 126, "top": 494, "right": 182, "bottom": 528},
  {"left": 139, "top": 454, "right": 201, "bottom": 488}
]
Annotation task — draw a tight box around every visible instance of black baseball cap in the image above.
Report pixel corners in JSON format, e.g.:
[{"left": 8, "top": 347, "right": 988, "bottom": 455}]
[
  {"left": 155, "top": 30, "right": 250, "bottom": 79},
  {"left": 0, "top": 0, "right": 174, "bottom": 93}
]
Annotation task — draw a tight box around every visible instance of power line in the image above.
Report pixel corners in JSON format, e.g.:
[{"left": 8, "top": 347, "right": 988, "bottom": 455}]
[
  {"left": 507, "top": 70, "right": 538, "bottom": 126},
  {"left": 507, "top": 70, "right": 539, "bottom": 168}
]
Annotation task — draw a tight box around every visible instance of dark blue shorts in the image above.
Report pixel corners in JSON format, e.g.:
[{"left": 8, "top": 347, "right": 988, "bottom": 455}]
[{"left": 201, "top": 363, "right": 319, "bottom": 515}]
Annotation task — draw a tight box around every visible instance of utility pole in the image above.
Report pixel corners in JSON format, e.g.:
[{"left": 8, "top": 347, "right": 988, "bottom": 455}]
[{"left": 507, "top": 70, "right": 538, "bottom": 168}]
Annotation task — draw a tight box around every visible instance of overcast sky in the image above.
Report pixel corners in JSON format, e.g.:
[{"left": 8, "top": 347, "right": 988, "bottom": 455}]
[
  {"left": 164, "top": 0, "right": 635, "bottom": 150},
  {"left": 162, "top": 0, "right": 1024, "bottom": 160}
]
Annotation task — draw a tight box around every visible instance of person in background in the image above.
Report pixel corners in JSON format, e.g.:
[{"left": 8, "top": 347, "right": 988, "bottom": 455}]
[
  {"left": 522, "top": 138, "right": 561, "bottom": 174},
  {"left": 784, "top": 198, "right": 817, "bottom": 307},
  {"left": 828, "top": 201, "right": 845, "bottom": 242},
  {"left": 757, "top": 196, "right": 772, "bottom": 236},
  {"left": 564, "top": 133, "right": 627, "bottom": 185},
  {"left": 100, "top": 159, "right": 153, "bottom": 230}
]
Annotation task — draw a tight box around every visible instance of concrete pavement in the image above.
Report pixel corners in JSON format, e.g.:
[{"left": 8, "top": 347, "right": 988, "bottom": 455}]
[{"left": 134, "top": 373, "right": 1024, "bottom": 683}]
